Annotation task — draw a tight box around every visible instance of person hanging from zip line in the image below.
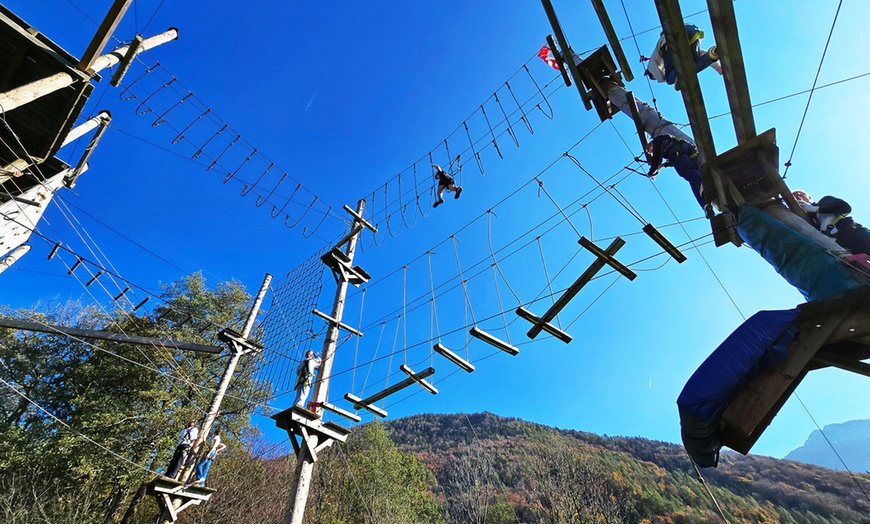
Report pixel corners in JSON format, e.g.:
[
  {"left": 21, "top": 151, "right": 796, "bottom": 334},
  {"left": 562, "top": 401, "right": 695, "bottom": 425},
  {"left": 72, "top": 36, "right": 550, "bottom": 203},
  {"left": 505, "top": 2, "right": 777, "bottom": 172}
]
[
  {"left": 643, "top": 23, "right": 723, "bottom": 89},
  {"left": 432, "top": 163, "right": 463, "bottom": 208},
  {"left": 193, "top": 428, "right": 227, "bottom": 487},
  {"left": 645, "top": 134, "right": 715, "bottom": 219},
  {"left": 293, "top": 349, "right": 322, "bottom": 409},
  {"left": 792, "top": 190, "right": 870, "bottom": 256},
  {"left": 166, "top": 420, "right": 199, "bottom": 479}
]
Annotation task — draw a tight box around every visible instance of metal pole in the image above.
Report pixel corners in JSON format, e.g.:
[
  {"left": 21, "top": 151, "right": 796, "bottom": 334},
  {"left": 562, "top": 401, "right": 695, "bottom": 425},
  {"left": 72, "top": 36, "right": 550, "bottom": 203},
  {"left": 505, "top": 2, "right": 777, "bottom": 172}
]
[{"left": 285, "top": 199, "right": 366, "bottom": 524}]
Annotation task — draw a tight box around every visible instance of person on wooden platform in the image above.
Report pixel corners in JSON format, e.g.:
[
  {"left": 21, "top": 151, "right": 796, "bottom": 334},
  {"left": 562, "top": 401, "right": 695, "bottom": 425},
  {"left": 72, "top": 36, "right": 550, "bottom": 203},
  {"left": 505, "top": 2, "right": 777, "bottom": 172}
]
[
  {"left": 646, "top": 134, "right": 713, "bottom": 218},
  {"left": 432, "top": 164, "right": 462, "bottom": 208},
  {"left": 293, "top": 350, "right": 322, "bottom": 408},
  {"left": 193, "top": 429, "right": 227, "bottom": 486},
  {"left": 793, "top": 191, "right": 870, "bottom": 256},
  {"left": 644, "top": 23, "right": 723, "bottom": 88},
  {"left": 166, "top": 420, "right": 199, "bottom": 479}
]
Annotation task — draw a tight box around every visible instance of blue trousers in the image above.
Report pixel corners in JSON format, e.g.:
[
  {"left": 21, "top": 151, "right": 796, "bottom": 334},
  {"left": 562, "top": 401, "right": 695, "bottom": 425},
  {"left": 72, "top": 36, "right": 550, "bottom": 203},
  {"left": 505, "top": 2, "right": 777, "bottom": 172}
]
[
  {"left": 195, "top": 457, "right": 213, "bottom": 482},
  {"left": 670, "top": 154, "right": 704, "bottom": 208}
]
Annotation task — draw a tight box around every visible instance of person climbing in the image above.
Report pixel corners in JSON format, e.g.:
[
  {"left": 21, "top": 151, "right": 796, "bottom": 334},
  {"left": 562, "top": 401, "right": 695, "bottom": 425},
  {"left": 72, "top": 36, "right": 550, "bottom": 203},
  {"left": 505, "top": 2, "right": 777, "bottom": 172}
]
[
  {"left": 193, "top": 429, "right": 227, "bottom": 486},
  {"left": 646, "top": 134, "right": 714, "bottom": 218},
  {"left": 166, "top": 420, "right": 199, "bottom": 479},
  {"left": 293, "top": 350, "right": 322, "bottom": 409},
  {"left": 432, "top": 164, "right": 462, "bottom": 208},
  {"left": 792, "top": 191, "right": 870, "bottom": 256},
  {"left": 644, "top": 23, "right": 723, "bottom": 87}
]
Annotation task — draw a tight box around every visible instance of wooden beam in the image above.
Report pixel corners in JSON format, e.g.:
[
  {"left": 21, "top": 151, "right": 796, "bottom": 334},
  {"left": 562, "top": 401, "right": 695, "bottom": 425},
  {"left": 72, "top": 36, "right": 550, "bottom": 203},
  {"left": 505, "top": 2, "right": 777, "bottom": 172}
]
[
  {"left": 546, "top": 34, "right": 572, "bottom": 87},
  {"left": 356, "top": 367, "right": 435, "bottom": 406},
  {"left": 578, "top": 236, "right": 637, "bottom": 280},
  {"left": 0, "top": 317, "right": 223, "bottom": 354},
  {"left": 654, "top": 0, "right": 716, "bottom": 163},
  {"left": 312, "top": 309, "right": 363, "bottom": 337},
  {"left": 342, "top": 204, "right": 378, "bottom": 233},
  {"left": 528, "top": 237, "right": 626, "bottom": 339},
  {"left": 720, "top": 311, "right": 848, "bottom": 450},
  {"left": 469, "top": 327, "right": 519, "bottom": 356},
  {"left": 706, "top": 0, "right": 756, "bottom": 143},
  {"left": 343, "top": 393, "right": 387, "bottom": 418},
  {"left": 78, "top": 0, "right": 133, "bottom": 72},
  {"left": 540, "top": 0, "right": 592, "bottom": 108},
  {"left": 515, "top": 307, "right": 572, "bottom": 343},
  {"left": 433, "top": 343, "right": 475, "bottom": 373},
  {"left": 642, "top": 223, "right": 687, "bottom": 263},
  {"left": 625, "top": 92, "right": 651, "bottom": 161},
  {"left": 590, "top": 0, "right": 634, "bottom": 81},
  {"left": 319, "top": 401, "right": 362, "bottom": 423},
  {"left": 811, "top": 350, "right": 870, "bottom": 378},
  {"left": 400, "top": 364, "right": 438, "bottom": 394}
]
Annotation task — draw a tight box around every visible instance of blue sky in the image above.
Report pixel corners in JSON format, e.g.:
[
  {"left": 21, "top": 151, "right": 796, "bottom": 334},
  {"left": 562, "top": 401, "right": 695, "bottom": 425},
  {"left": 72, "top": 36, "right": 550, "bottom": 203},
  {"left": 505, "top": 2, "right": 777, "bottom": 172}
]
[{"left": 3, "top": 0, "right": 870, "bottom": 465}]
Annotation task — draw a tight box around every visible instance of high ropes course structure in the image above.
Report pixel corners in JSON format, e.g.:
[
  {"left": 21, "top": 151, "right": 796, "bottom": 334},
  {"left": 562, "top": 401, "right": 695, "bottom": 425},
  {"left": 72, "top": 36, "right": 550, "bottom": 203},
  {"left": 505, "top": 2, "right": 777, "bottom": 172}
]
[{"left": 2, "top": 0, "right": 870, "bottom": 523}]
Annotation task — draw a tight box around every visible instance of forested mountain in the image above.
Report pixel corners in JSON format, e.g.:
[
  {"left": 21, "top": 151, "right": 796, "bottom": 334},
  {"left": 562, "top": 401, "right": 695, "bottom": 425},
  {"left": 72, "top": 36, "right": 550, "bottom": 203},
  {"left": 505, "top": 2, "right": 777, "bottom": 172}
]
[
  {"left": 185, "top": 413, "right": 870, "bottom": 524},
  {"left": 785, "top": 419, "right": 870, "bottom": 473}
]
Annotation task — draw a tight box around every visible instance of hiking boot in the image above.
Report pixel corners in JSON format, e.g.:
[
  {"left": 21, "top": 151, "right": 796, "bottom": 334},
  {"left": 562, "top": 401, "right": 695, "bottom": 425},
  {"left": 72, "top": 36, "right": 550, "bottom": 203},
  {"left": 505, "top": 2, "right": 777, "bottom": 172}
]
[
  {"left": 433, "top": 199, "right": 444, "bottom": 208},
  {"left": 454, "top": 187, "right": 463, "bottom": 199}
]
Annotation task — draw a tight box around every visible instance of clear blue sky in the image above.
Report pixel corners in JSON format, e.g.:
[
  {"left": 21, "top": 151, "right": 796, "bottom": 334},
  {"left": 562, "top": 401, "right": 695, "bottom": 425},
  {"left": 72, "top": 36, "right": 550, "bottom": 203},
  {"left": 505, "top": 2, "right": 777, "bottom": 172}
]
[{"left": 3, "top": 0, "right": 870, "bottom": 464}]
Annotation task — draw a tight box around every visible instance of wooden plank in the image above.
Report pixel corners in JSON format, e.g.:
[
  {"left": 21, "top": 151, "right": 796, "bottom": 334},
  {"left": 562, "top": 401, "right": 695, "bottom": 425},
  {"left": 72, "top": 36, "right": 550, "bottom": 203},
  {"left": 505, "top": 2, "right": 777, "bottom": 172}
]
[
  {"left": 811, "top": 350, "right": 870, "bottom": 378},
  {"left": 625, "top": 92, "right": 650, "bottom": 162},
  {"left": 642, "top": 223, "right": 687, "bottom": 263},
  {"left": 312, "top": 309, "right": 363, "bottom": 337},
  {"left": 357, "top": 367, "right": 435, "bottom": 406},
  {"left": 342, "top": 204, "right": 378, "bottom": 233},
  {"left": 0, "top": 317, "right": 223, "bottom": 353},
  {"left": 706, "top": 0, "right": 756, "bottom": 144},
  {"left": 540, "top": 0, "right": 591, "bottom": 108},
  {"left": 528, "top": 237, "right": 626, "bottom": 339},
  {"left": 400, "top": 364, "right": 438, "bottom": 394},
  {"left": 590, "top": 0, "right": 634, "bottom": 81},
  {"left": 720, "top": 311, "right": 847, "bottom": 445},
  {"left": 433, "top": 343, "right": 475, "bottom": 373},
  {"left": 320, "top": 401, "right": 362, "bottom": 423},
  {"left": 515, "top": 307, "right": 572, "bottom": 343},
  {"left": 546, "top": 34, "right": 572, "bottom": 88},
  {"left": 578, "top": 236, "right": 637, "bottom": 280},
  {"left": 654, "top": 0, "right": 716, "bottom": 163},
  {"left": 344, "top": 393, "right": 387, "bottom": 418},
  {"left": 469, "top": 327, "right": 519, "bottom": 356}
]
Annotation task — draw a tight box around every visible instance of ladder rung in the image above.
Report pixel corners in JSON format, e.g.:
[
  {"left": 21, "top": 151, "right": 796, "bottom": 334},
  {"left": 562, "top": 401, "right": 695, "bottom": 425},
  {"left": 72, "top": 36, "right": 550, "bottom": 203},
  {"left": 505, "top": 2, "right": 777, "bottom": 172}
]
[
  {"left": 343, "top": 393, "right": 387, "bottom": 418},
  {"left": 515, "top": 307, "right": 572, "bottom": 343},
  {"left": 400, "top": 364, "right": 438, "bottom": 395},
  {"left": 433, "top": 343, "right": 475, "bottom": 373},
  {"left": 469, "top": 327, "right": 518, "bottom": 356}
]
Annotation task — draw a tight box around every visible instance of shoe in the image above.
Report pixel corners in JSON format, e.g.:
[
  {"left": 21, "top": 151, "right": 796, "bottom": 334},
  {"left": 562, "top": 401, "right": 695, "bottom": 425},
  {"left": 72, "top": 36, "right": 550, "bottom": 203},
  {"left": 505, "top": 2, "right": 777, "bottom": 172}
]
[
  {"left": 433, "top": 199, "right": 443, "bottom": 208},
  {"left": 454, "top": 187, "right": 462, "bottom": 199},
  {"left": 708, "top": 46, "right": 718, "bottom": 61}
]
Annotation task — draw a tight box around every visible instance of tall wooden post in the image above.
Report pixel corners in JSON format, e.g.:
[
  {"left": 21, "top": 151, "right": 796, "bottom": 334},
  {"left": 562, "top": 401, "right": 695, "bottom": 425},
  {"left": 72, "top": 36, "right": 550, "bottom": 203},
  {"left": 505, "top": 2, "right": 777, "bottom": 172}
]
[
  {"left": 285, "top": 199, "right": 367, "bottom": 524},
  {"left": 157, "top": 273, "right": 272, "bottom": 524}
]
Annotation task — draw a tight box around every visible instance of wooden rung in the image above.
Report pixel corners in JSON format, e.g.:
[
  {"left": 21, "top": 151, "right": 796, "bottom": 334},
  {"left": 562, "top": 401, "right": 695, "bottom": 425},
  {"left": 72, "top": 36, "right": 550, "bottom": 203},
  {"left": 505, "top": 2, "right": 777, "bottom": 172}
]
[
  {"left": 625, "top": 92, "right": 650, "bottom": 162},
  {"left": 343, "top": 393, "right": 388, "bottom": 418},
  {"left": 528, "top": 237, "right": 626, "bottom": 339},
  {"left": 433, "top": 343, "right": 475, "bottom": 373},
  {"left": 47, "top": 242, "right": 61, "bottom": 260},
  {"left": 590, "top": 0, "right": 633, "bottom": 82},
  {"left": 68, "top": 258, "right": 83, "bottom": 275},
  {"left": 470, "top": 327, "right": 518, "bottom": 356},
  {"left": 86, "top": 270, "right": 104, "bottom": 287},
  {"left": 546, "top": 34, "right": 572, "bottom": 87},
  {"left": 320, "top": 401, "right": 362, "bottom": 423},
  {"left": 400, "top": 364, "right": 438, "bottom": 395},
  {"left": 578, "top": 236, "right": 637, "bottom": 280},
  {"left": 515, "top": 307, "right": 572, "bottom": 343},
  {"left": 312, "top": 309, "right": 363, "bottom": 337},
  {"left": 343, "top": 204, "right": 378, "bottom": 233},
  {"left": 642, "top": 224, "right": 687, "bottom": 263}
]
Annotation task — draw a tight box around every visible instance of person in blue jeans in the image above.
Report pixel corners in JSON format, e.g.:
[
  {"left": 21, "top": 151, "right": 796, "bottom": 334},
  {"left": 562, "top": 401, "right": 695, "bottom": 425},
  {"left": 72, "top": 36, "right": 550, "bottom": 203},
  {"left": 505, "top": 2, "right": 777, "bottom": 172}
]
[
  {"left": 645, "top": 24, "right": 723, "bottom": 87},
  {"left": 194, "top": 429, "right": 226, "bottom": 486},
  {"left": 646, "top": 134, "right": 714, "bottom": 218}
]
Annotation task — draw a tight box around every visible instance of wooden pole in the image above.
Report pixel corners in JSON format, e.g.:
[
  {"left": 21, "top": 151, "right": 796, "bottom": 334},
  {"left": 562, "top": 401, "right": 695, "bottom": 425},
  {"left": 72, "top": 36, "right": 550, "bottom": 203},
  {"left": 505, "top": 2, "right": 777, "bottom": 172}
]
[
  {"left": 158, "top": 273, "right": 272, "bottom": 524},
  {"left": 77, "top": 0, "right": 133, "bottom": 72},
  {"left": 285, "top": 199, "right": 366, "bottom": 524}
]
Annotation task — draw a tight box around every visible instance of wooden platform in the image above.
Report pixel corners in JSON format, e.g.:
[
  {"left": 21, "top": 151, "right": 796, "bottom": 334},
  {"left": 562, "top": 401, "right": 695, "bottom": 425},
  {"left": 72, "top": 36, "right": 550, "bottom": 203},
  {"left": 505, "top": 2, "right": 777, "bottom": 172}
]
[
  {"left": 146, "top": 476, "right": 215, "bottom": 523},
  {"left": 720, "top": 288, "right": 870, "bottom": 454},
  {"left": 272, "top": 406, "right": 351, "bottom": 460}
]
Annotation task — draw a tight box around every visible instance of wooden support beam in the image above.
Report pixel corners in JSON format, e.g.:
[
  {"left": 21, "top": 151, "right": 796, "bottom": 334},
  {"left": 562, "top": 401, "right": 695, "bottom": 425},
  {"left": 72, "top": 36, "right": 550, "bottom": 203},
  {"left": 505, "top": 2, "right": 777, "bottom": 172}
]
[
  {"left": 89, "top": 28, "right": 179, "bottom": 75},
  {"left": 343, "top": 393, "right": 388, "bottom": 418},
  {"left": 433, "top": 343, "right": 475, "bottom": 373},
  {"left": 0, "top": 317, "right": 223, "bottom": 354},
  {"left": 546, "top": 34, "right": 572, "bottom": 87},
  {"left": 66, "top": 111, "right": 111, "bottom": 188},
  {"left": 515, "top": 307, "right": 572, "bottom": 343},
  {"left": 216, "top": 327, "right": 263, "bottom": 354},
  {"left": 312, "top": 309, "right": 363, "bottom": 337},
  {"left": 470, "top": 327, "right": 519, "bottom": 356},
  {"left": 811, "top": 350, "right": 870, "bottom": 378},
  {"left": 400, "top": 364, "right": 438, "bottom": 395},
  {"left": 654, "top": 0, "right": 716, "bottom": 163},
  {"left": 578, "top": 236, "right": 637, "bottom": 280},
  {"left": 357, "top": 367, "right": 435, "bottom": 406},
  {"left": 342, "top": 204, "right": 378, "bottom": 233},
  {"left": 78, "top": 0, "right": 133, "bottom": 72},
  {"left": 528, "top": 237, "right": 626, "bottom": 339},
  {"left": 706, "top": 0, "right": 756, "bottom": 143},
  {"left": 591, "top": 0, "right": 634, "bottom": 81},
  {"left": 642, "top": 224, "right": 687, "bottom": 263},
  {"left": 110, "top": 35, "right": 143, "bottom": 87},
  {"left": 320, "top": 401, "right": 361, "bottom": 423},
  {"left": 720, "top": 310, "right": 848, "bottom": 453},
  {"left": 540, "top": 0, "right": 592, "bottom": 109}
]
